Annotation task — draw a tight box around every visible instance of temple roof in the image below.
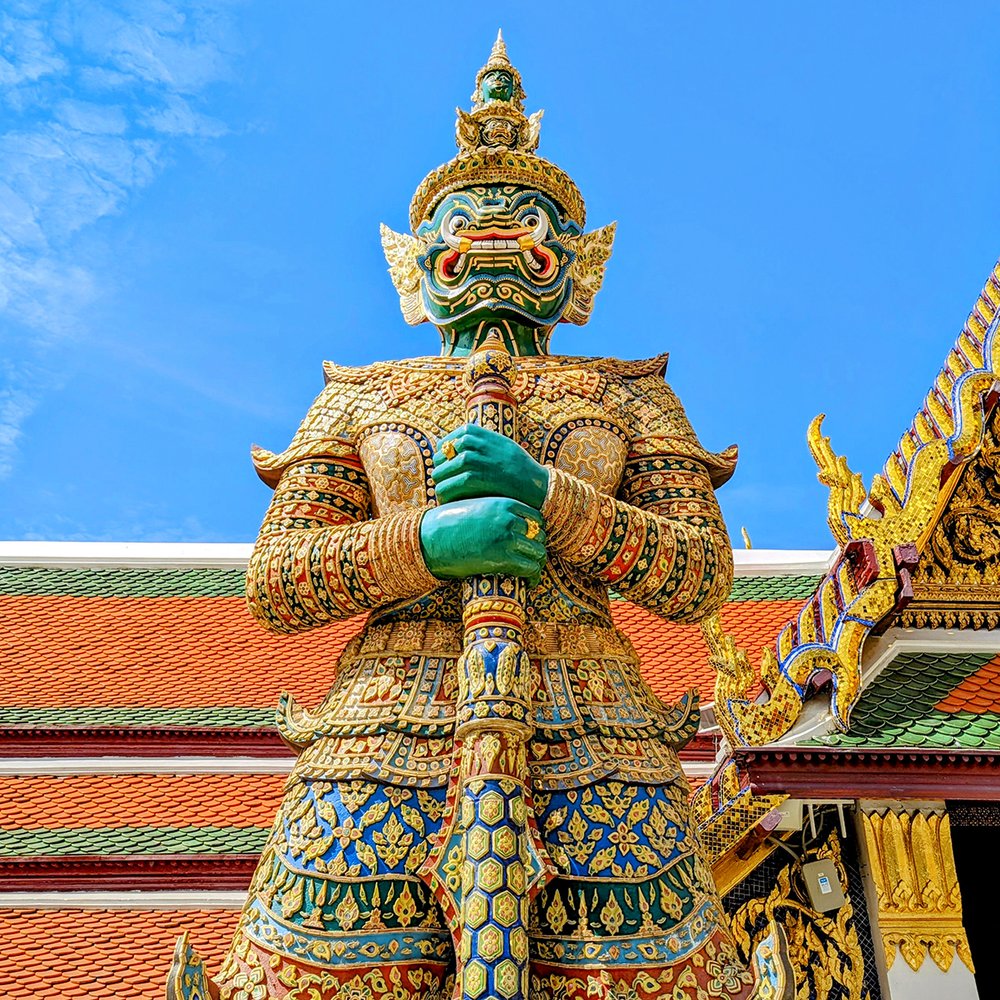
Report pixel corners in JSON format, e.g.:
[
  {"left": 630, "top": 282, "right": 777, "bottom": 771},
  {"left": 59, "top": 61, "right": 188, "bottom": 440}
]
[
  {"left": 0, "top": 773, "right": 283, "bottom": 858},
  {"left": 3, "top": 907, "right": 237, "bottom": 1000},
  {"left": 0, "top": 549, "right": 825, "bottom": 744},
  {"left": 0, "top": 541, "right": 823, "bottom": 996},
  {"left": 813, "top": 651, "right": 1000, "bottom": 750},
  {"left": 707, "top": 258, "right": 1000, "bottom": 750},
  {"left": 693, "top": 257, "right": 1000, "bottom": 878}
]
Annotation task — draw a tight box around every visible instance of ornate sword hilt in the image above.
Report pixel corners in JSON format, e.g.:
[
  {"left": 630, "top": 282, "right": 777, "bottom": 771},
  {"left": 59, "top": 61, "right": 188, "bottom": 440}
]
[{"left": 457, "top": 332, "right": 532, "bottom": 739}]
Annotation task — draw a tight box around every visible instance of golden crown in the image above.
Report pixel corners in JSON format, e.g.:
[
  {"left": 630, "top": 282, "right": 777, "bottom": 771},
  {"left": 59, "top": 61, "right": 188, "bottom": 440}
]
[{"left": 408, "top": 32, "right": 586, "bottom": 232}]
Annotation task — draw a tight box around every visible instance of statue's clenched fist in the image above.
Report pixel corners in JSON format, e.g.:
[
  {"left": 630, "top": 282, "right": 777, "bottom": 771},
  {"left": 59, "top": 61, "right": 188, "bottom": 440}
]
[
  {"left": 419, "top": 497, "right": 547, "bottom": 584},
  {"left": 432, "top": 423, "right": 550, "bottom": 509}
]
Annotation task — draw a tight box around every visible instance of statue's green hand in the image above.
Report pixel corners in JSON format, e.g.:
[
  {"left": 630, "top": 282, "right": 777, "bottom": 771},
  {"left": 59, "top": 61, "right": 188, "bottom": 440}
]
[
  {"left": 419, "top": 497, "right": 547, "bottom": 583},
  {"left": 432, "top": 424, "right": 550, "bottom": 508}
]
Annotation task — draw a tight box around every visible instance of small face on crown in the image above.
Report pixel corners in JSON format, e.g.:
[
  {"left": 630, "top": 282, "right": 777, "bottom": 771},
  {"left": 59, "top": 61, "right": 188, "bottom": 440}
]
[
  {"left": 481, "top": 69, "right": 515, "bottom": 104},
  {"left": 416, "top": 185, "right": 582, "bottom": 334}
]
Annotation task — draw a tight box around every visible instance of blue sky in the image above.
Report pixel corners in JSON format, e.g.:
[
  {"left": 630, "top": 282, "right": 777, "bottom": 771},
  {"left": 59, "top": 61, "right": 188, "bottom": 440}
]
[{"left": 1, "top": 2, "right": 998, "bottom": 547}]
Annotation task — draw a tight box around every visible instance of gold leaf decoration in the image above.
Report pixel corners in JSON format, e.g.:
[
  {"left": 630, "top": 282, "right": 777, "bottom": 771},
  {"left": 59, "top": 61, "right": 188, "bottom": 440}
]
[
  {"left": 562, "top": 223, "right": 616, "bottom": 326},
  {"left": 379, "top": 223, "right": 427, "bottom": 325},
  {"left": 729, "top": 831, "right": 869, "bottom": 1000},
  {"left": 859, "top": 807, "right": 974, "bottom": 974}
]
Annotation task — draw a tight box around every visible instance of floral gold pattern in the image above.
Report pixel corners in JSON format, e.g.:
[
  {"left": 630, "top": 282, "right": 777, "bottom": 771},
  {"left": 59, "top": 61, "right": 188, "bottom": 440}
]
[{"left": 729, "top": 832, "right": 870, "bottom": 1000}]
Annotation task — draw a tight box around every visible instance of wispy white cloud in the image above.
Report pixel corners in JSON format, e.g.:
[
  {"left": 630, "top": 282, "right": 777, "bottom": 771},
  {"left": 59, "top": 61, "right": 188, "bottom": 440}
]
[
  {"left": 0, "top": 359, "right": 41, "bottom": 479},
  {"left": 12, "top": 501, "right": 221, "bottom": 542},
  {"left": 0, "top": 9, "right": 66, "bottom": 93},
  {"left": 0, "top": 0, "right": 240, "bottom": 477},
  {"left": 141, "top": 92, "right": 226, "bottom": 136}
]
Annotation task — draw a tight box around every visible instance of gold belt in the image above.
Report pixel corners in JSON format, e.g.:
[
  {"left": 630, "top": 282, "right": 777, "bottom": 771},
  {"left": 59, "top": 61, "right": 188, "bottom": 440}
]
[{"left": 356, "top": 618, "right": 634, "bottom": 660}]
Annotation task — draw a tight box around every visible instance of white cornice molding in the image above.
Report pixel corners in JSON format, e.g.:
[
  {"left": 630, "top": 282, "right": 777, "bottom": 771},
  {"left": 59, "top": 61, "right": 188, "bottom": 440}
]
[
  {"left": 0, "top": 757, "right": 294, "bottom": 776},
  {"left": 681, "top": 761, "right": 716, "bottom": 781},
  {"left": 0, "top": 541, "right": 252, "bottom": 568},
  {"left": 732, "top": 548, "right": 834, "bottom": 577},
  {"left": 0, "top": 890, "right": 246, "bottom": 909},
  {"left": 860, "top": 627, "right": 1000, "bottom": 688},
  {"left": 0, "top": 755, "right": 715, "bottom": 782},
  {"left": 0, "top": 541, "right": 836, "bottom": 576}
]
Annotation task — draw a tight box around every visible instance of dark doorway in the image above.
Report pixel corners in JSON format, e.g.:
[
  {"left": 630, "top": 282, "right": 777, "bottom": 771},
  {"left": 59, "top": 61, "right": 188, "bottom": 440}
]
[{"left": 949, "top": 802, "right": 1000, "bottom": 997}]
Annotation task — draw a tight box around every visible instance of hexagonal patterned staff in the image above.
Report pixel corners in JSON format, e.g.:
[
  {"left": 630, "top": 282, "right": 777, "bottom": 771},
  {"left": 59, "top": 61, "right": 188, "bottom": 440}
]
[{"left": 422, "top": 330, "right": 553, "bottom": 1000}]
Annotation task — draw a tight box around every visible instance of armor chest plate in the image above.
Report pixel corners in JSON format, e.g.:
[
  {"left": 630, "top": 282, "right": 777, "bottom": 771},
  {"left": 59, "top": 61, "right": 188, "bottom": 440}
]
[
  {"left": 355, "top": 404, "right": 632, "bottom": 518},
  {"left": 537, "top": 418, "right": 630, "bottom": 495},
  {"left": 357, "top": 425, "right": 438, "bottom": 516}
]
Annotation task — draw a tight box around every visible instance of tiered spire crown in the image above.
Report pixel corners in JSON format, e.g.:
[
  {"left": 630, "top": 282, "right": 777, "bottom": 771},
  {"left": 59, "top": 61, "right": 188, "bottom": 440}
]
[
  {"left": 470, "top": 30, "right": 526, "bottom": 109},
  {"left": 408, "top": 33, "right": 585, "bottom": 231}
]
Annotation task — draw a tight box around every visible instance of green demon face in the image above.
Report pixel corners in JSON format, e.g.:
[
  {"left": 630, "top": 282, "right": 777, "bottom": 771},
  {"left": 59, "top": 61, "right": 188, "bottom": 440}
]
[
  {"left": 480, "top": 69, "right": 515, "bottom": 103},
  {"left": 416, "top": 185, "right": 582, "bottom": 334}
]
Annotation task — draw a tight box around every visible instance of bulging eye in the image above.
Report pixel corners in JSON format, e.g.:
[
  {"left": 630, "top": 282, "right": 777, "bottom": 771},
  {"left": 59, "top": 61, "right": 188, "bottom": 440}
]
[
  {"left": 522, "top": 214, "right": 539, "bottom": 228},
  {"left": 447, "top": 215, "right": 469, "bottom": 233}
]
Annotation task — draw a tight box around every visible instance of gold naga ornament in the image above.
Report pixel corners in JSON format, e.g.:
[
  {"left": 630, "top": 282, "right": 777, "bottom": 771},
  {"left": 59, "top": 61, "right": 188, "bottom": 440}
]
[{"left": 704, "top": 264, "right": 1000, "bottom": 748}]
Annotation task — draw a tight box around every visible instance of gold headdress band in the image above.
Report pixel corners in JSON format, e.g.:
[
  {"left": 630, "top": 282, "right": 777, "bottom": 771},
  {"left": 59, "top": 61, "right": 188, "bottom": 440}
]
[{"left": 409, "top": 32, "right": 586, "bottom": 232}]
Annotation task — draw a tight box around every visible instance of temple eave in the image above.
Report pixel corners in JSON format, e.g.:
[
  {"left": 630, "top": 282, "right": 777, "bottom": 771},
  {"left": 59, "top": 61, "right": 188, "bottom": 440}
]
[{"left": 737, "top": 745, "right": 1000, "bottom": 800}]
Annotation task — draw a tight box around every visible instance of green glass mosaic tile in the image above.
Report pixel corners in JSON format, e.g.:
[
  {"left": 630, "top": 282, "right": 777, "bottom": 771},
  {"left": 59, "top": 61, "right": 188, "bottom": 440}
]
[{"left": 0, "top": 825, "right": 269, "bottom": 856}]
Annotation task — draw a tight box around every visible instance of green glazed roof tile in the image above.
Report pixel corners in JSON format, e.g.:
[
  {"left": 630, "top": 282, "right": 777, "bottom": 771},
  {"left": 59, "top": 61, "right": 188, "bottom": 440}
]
[
  {"left": 0, "top": 566, "right": 246, "bottom": 598},
  {"left": 728, "top": 576, "right": 822, "bottom": 601},
  {"left": 2, "top": 566, "right": 819, "bottom": 602},
  {"left": 0, "top": 825, "right": 269, "bottom": 856},
  {"left": 0, "top": 707, "right": 274, "bottom": 728},
  {"left": 813, "top": 651, "right": 1000, "bottom": 749}
]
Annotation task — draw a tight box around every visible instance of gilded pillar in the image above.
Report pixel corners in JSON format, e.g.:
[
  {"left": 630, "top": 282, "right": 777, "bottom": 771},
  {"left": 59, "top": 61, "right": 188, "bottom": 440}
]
[{"left": 857, "top": 802, "right": 976, "bottom": 999}]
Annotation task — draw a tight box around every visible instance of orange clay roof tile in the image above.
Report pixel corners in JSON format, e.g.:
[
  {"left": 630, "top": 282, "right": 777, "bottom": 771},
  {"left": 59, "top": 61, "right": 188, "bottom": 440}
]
[
  {"left": 0, "top": 908, "right": 236, "bottom": 998},
  {"left": 0, "top": 595, "right": 354, "bottom": 708},
  {"left": 613, "top": 600, "right": 801, "bottom": 703},
  {"left": 0, "top": 774, "right": 285, "bottom": 830},
  {"left": 0, "top": 594, "right": 799, "bottom": 714},
  {"left": 937, "top": 656, "right": 1000, "bottom": 713}
]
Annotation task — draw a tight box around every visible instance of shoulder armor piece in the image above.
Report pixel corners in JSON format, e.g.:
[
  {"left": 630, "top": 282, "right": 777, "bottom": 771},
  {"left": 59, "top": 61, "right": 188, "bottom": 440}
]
[
  {"left": 599, "top": 353, "right": 670, "bottom": 379},
  {"left": 323, "top": 359, "right": 398, "bottom": 385},
  {"left": 251, "top": 438, "right": 358, "bottom": 489}
]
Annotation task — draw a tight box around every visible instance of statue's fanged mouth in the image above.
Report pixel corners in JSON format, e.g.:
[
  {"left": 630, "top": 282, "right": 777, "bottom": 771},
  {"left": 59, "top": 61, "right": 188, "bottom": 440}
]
[{"left": 439, "top": 209, "right": 555, "bottom": 280}]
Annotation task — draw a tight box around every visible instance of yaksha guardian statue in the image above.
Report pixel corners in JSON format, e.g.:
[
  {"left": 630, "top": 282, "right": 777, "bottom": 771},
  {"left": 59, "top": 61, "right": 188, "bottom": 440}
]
[{"left": 207, "top": 33, "right": 756, "bottom": 1000}]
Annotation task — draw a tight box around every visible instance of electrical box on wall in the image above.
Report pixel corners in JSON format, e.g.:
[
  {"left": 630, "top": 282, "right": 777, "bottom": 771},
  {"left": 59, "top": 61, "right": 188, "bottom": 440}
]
[
  {"left": 771, "top": 799, "right": 804, "bottom": 832},
  {"left": 802, "top": 859, "right": 845, "bottom": 912}
]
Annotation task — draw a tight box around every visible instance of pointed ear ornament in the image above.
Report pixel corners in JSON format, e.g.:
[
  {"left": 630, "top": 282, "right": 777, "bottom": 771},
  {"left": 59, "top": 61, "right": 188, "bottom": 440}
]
[
  {"left": 380, "top": 223, "right": 428, "bottom": 325},
  {"left": 562, "top": 222, "right": 616, "bottom": 326}
]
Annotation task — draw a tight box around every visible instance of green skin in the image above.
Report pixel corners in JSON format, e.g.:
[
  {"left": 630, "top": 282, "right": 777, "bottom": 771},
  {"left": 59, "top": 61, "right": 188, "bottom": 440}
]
[
  {"left": 421, "top": 424, "right": 550, "bottom": 584},
  {"left": 416, "top": 188, "right": 580, "bottom": 353},
  {"left": 481, "top": 69, "right": 515, "bottom": 103},
  {"left": 417, "top": 186, "right": 567, "bottom": 584}
]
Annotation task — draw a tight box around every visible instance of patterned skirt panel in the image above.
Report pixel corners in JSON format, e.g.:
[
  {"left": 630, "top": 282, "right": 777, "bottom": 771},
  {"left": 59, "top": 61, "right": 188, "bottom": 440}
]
[{"left": 218, "top": 764, "right": 752, "bottom": 999}]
